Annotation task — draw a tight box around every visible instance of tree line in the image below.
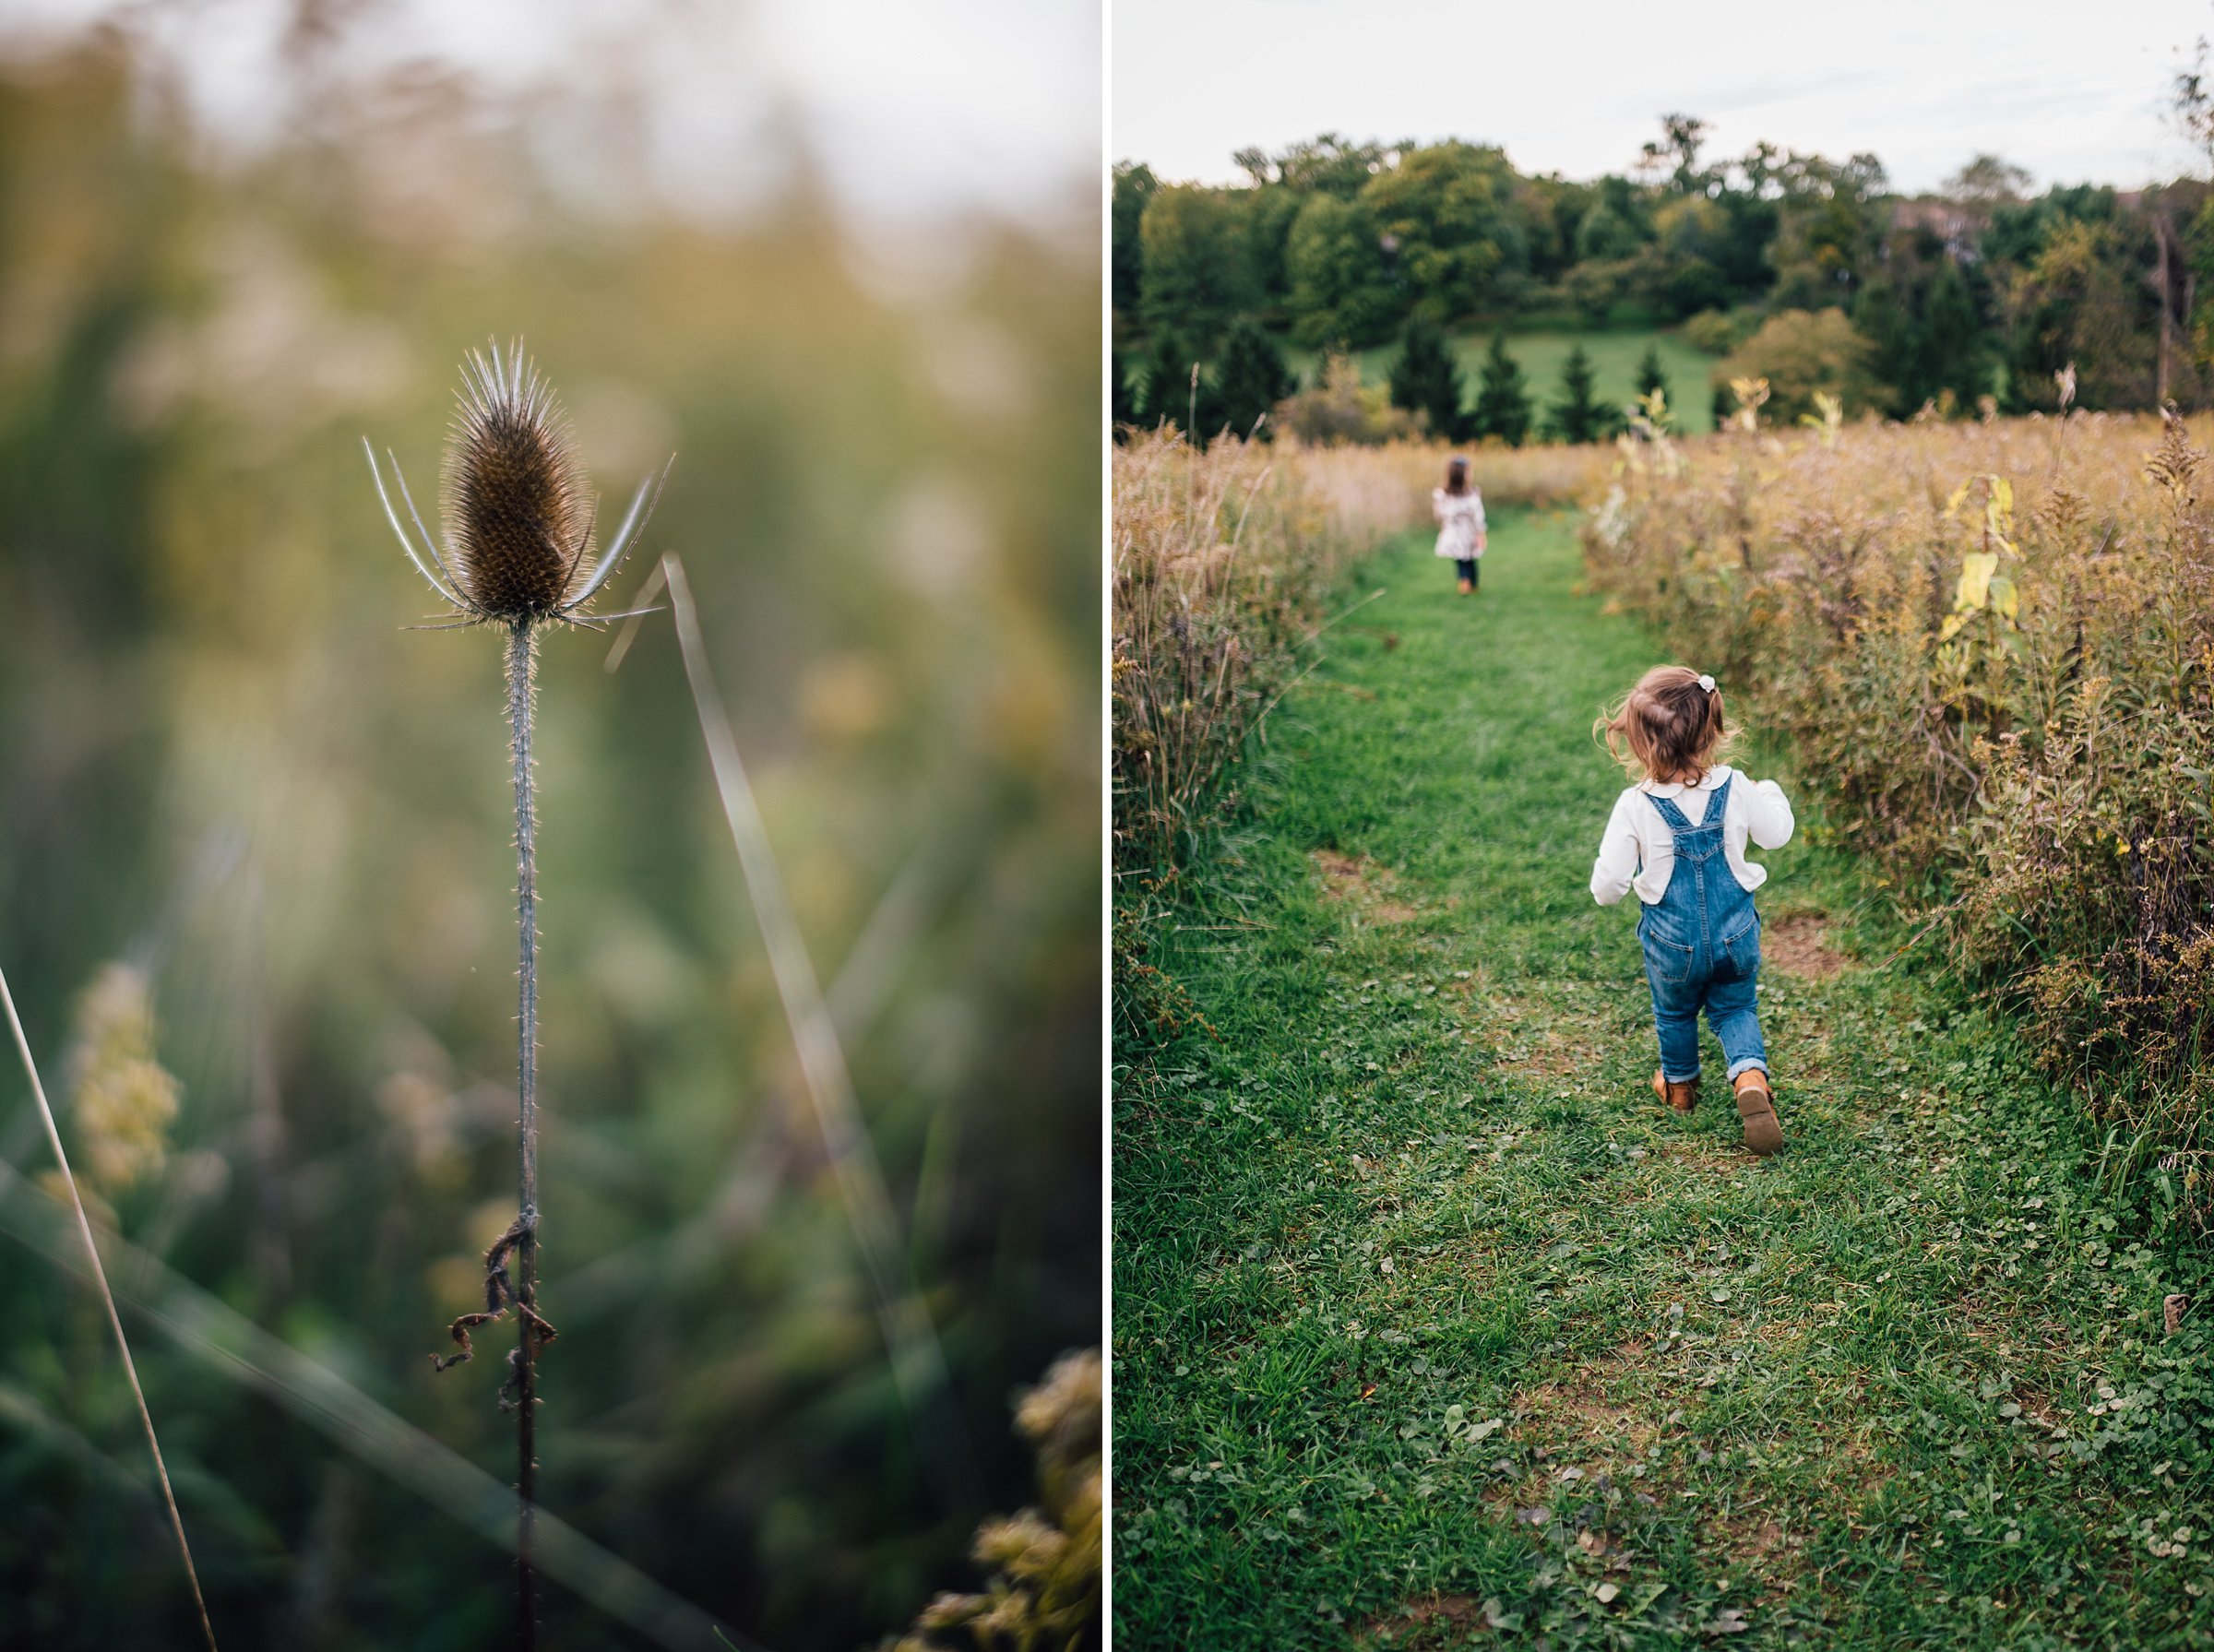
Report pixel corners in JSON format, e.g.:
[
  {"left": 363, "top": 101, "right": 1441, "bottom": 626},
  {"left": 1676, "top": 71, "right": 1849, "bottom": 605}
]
[{"left": 1113, "top": 115, "right": 2214, "bottom": 441}]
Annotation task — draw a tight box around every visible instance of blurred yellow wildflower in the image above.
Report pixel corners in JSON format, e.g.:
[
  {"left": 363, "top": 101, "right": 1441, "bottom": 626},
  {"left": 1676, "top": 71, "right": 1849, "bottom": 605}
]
[
  {"left": 886, "top": 1348, "right": 1101, "bottom": 1652},
  {"left": 66, "top": 963, "right": 181, "bottom": 1195}
]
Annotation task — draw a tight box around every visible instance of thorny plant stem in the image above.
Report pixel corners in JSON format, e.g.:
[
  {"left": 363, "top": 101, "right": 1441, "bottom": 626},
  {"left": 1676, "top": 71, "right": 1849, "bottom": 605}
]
[
  {"left": 0, "top": 959, "right": 220, "bottom": 1651},
  {"left": 0, "top": 1157, "right": 730, "bottom": 1652},
  {"left": 507, "top": 622, "right": 542, "bottom": 1652}
]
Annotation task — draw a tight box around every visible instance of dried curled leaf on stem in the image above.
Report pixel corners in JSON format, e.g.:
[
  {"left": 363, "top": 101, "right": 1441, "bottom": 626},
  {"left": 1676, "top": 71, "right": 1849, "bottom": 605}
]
[{"left": 432, "top": 1213, "right": 560, "bottom": 1375}]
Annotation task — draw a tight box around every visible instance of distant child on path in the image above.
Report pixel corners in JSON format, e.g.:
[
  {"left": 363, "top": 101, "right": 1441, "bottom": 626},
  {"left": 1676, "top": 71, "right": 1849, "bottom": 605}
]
[
  {"left": 1433, "top": 456, "right": 1485, "bottom": 595},
  {"left": 1589, "top": 667, "right": 1794, "bottom": 1155}
]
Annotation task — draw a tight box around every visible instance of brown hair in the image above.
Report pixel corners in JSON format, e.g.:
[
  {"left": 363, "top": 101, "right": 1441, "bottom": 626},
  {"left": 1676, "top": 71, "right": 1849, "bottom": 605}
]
[
  {"left": 1444, "top": 456, "right": 1469, "bottom": 495},
  {"left": 1596, "top": 666, "right": 1732, "bottom": 785}
]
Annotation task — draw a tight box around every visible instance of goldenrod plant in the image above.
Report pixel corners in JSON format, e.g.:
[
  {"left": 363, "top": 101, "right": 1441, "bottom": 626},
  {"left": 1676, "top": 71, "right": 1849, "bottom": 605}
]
[{"left": 881, "top": 1349, "right": 1101, "bottom": 1652}]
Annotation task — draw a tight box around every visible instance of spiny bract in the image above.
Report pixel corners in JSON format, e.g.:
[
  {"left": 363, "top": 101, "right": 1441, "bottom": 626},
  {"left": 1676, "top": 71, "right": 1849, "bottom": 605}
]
[{"left": 365, "top": 339, "right": 669, "bottom": 628}]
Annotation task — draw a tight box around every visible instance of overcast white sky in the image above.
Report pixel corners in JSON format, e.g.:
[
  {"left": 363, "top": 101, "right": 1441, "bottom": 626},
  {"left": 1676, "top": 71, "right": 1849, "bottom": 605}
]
[{"left": 1114, "top": 0, "right": 2214, "bottom": 193}]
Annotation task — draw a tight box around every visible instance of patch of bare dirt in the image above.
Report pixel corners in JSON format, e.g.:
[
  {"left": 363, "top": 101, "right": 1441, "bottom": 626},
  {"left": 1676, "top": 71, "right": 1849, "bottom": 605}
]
[
  {"left": 1704, "top": 1509, "right": 1806, "bottom": 1592},
  {"left": 1357, "top": 1594, "right": 1484, "bottom": 1647},
  {"left": 1485, "top": 1345, "right": 1678, "bottom": 1512},
  {"left": 1659, "top": 1136, "right": 1753, "bottom": 1175},
  {"left": 1763, "top": 913, "right": 1851, "bottom": 979},
  {"left": 1516, "top": 1377, "right": 1662, "bottom": 1460},
  {"left": 1480, "top": 989, "right": 1624, "bottom": 1079},
  {"left": 1312, "top": 850, "right": 1422, "bottom": 922},
  {"left": 1498, "top": 1027, "right": 1600, "bottom": 1078}
]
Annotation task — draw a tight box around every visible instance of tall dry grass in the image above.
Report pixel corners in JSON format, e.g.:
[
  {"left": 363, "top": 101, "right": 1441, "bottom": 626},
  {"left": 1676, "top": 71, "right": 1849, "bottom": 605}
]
[
  {"left": 1113, "top": 434, "right": 1361, "bottom": 876},
  {"left": 1586, "top": 404, "right": 2214, "bottom": 1224},
  {"left": 1112, "top": 432, "right": 1601, "bottom": 873},
  {"left": 1111, "top": 428, "right": 1605, "bottom": 1042}
]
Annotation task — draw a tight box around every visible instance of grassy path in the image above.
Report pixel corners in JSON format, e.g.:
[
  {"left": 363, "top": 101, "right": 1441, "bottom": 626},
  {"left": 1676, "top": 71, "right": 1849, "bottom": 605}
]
[{"left": 1113, "top": 512, "right": 2214, "bottom": 1649}]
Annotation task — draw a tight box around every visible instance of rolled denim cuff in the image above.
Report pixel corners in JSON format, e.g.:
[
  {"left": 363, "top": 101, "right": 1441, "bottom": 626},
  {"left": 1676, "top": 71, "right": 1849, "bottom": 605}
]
[
  {"left": 1661, "top": 1067, "right": 1701, "bottom": 1085},
  {"left": 1726, "top": 1056, "right": 1768, "bottom": 1081}
]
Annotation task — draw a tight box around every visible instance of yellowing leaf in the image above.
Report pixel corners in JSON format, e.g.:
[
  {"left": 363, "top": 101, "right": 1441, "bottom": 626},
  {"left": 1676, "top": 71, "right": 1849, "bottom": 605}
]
[
  {"left": 1988, "top": 575, "right": 2018, "bottom": 620},
  {"left": 1938, "top": 612, "right": 1969, "bottom": 642},
  {"left": 1957, "top": 552, "right": 1998, "bottom": 612},
  {"left": 1945, "top": 480, "right": 1972, "bottom": 519}
]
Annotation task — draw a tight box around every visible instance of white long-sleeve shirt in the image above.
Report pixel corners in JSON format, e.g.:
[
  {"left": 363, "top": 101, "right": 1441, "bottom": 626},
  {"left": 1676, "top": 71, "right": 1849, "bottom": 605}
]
[
  {"left": 1589, "top": 765, "right": 1795, "bottom": 907},
  {"left": 1432, "top": 488, "right": 1486, "bottom": 559}
]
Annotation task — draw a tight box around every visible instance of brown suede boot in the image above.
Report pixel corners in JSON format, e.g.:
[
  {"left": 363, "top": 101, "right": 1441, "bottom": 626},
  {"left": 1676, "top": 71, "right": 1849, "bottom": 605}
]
[
  {"left": 1652, "top": 1069, "right": 1698, "bottom": 1112},
  {"left": 1734, "top": 1069, "right": 1783, "bottom": 1156}
]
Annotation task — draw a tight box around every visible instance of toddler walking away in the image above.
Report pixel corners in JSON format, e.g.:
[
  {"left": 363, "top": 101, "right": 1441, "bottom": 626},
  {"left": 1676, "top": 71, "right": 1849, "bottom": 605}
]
[
  {"left": 1589, "top": 667, "right": 1794, "bottom": 1156},
  {"left": 1433, "top": 456, "right": 1486, "bottom": 595}
]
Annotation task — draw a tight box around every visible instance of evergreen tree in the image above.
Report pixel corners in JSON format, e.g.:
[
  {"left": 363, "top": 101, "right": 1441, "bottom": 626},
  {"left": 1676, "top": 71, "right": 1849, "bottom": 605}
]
[
  {"left": 1111, "top": 162, "right": 1157, "bottom": 320},
  {"left": 1212, "top": 318, "right": 1296, "bottom": 439},
  {"left": 1470, "top": 331, "right": 1534, "bottom": 446},
  {"left": 1387, "top": 317, "right": 1467, "bottom": 439},
  {"left": 1137, "top": 338, "right": 1218, "bottom": 435},
  {"left": 1918, "top": 260, "right": 1992, "bottom": 412},
  {"left": 1111, "top": 344, "right": 1138, "bottom": 432},
  {"left": 1635, "top": 340, "right": 1670, "bottom": 404},
  {"left": 1851, "top": 278, "right": 1919, "bottom": 416},
  {"left": 1549, "top": 341, "right": 1609, "bottom": 444}
]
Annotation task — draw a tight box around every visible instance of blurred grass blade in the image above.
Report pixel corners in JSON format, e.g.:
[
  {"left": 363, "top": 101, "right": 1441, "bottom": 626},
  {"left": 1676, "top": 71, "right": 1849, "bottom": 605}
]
[
  {"left": 660, "top": 553, "right": 978, "bottom": 1507},
  {"left": 579, "top": 457, "right": 674, "bottom": 604},
  {"left": 602, "top": 560, "right": 670, "bottom": 674},
  {"left": 0, "top": 1157, "right": 755, "bottom": 1652},
  {"left": 559, "top": 820, "right": 979, "bottom": 1322},
  {"left": 0, "top": 958, "right": 220, "bottom": 1651}
]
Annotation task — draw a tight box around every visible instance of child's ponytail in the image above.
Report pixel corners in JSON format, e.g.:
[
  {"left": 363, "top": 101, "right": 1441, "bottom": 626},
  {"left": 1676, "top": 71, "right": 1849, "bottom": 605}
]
[{"left": 1596, "top": 666, "right": 1732, "bottom": 784}]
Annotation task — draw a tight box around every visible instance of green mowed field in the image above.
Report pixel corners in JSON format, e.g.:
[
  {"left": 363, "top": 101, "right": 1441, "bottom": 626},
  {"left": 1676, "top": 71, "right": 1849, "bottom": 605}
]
[
  {"left": 1113, "top": 514, "right": 2214, "bottom": 1648},
  {"left": 1291, "top": 329, "right": 1722, "bottom": 434}
]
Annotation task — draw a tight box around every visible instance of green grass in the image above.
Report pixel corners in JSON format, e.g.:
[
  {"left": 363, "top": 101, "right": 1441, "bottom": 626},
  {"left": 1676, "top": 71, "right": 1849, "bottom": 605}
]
[
  {"left": 1289, "top": 329, "right": 1722, "bottom": 434},
  {"left": 1113, "top": 512, "right": 2214, "bottom": 1649}
]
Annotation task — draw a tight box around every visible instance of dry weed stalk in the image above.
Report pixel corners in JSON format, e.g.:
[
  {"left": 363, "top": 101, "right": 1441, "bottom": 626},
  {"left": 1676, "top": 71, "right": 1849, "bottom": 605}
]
[
  {"left": 366, "top": 339, "right": 668, "bottom": 1648},
  {"left": 654, "top": 552, "right": 976, "bottom": 1508},
  {"left": 1, "top": 959, "right": 218, "bottom": 1649}
]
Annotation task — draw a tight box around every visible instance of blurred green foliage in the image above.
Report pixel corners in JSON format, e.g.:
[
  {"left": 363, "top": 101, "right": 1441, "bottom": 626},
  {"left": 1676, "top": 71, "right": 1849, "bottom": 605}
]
[{"left": 0, "top": 32, "right": 1098, "bottom": 1652}]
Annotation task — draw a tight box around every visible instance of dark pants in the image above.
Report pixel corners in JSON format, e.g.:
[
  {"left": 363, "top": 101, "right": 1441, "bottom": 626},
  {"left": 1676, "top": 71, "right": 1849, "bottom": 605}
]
[{"left": 1455, "top": 558, "right": 1479, "bottom": 587}]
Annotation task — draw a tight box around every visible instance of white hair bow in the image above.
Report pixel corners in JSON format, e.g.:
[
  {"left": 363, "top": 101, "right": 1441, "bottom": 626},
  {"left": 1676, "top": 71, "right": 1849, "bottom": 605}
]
[{"left": 1697, "top": 673, "right": 1717, "bottom": 692}]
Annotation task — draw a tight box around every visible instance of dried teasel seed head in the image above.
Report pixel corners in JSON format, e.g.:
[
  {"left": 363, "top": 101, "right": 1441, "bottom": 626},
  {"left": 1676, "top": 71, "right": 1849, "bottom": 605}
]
[{"left": 443, "top": 341, "right": 595, "bottom": 621}]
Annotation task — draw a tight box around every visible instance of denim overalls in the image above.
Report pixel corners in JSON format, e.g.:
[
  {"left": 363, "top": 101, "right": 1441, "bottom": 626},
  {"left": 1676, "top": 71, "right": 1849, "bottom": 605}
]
[{"left": 1637, "top": 776, "right": 1768, "bottom": 1085}]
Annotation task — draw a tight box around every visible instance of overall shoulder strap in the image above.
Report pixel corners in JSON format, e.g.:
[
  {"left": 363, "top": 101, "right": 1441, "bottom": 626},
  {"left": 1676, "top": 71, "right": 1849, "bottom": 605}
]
[{"left": 1644, "top": 789, "right": 1695, "bottom": 832}]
